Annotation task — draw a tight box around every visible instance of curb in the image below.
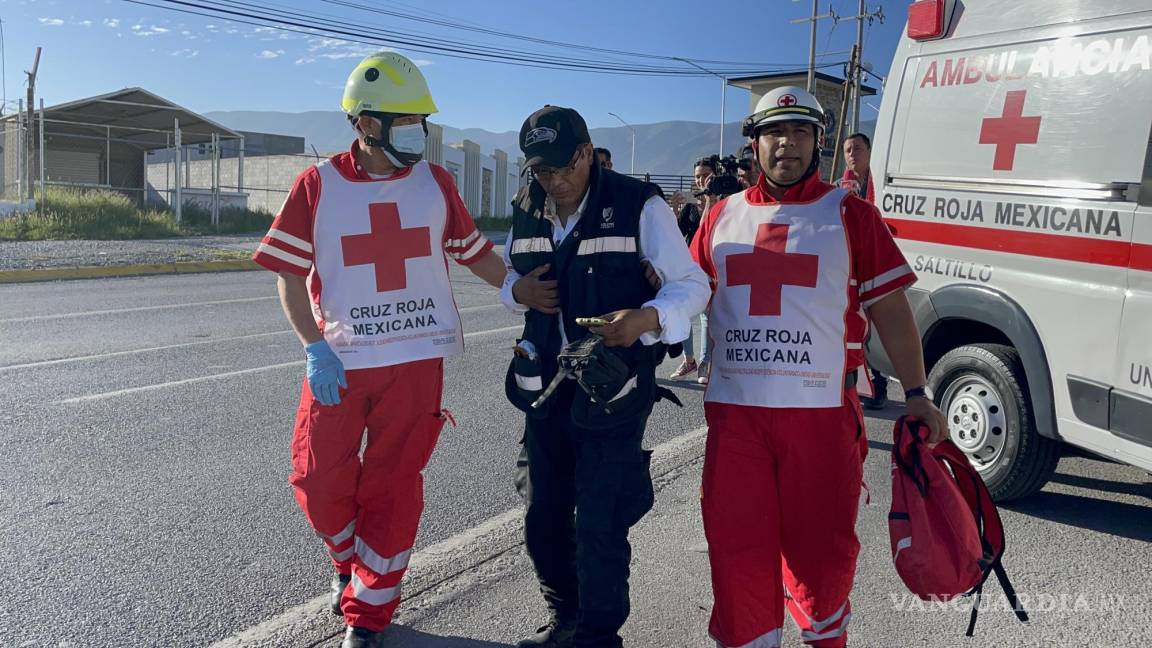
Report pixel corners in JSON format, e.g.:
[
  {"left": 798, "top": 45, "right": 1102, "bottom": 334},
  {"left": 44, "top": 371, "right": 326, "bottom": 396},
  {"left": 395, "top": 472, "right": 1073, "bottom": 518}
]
[{"left": 0, "top": 259, "right": 259, "bottom": 284}]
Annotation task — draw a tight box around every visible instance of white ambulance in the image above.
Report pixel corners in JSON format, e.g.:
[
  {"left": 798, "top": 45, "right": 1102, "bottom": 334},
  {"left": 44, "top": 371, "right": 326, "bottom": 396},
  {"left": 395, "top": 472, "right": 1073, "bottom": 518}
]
[{"left": 868, "top": 0, "right": 1152, "bottom": 500}]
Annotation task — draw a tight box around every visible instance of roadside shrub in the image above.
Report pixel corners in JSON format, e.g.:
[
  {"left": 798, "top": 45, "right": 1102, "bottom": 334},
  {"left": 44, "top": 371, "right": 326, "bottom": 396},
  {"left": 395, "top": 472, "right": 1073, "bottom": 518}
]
[{"left": 0, "top": 188, "right": 272, "bottom": 240}]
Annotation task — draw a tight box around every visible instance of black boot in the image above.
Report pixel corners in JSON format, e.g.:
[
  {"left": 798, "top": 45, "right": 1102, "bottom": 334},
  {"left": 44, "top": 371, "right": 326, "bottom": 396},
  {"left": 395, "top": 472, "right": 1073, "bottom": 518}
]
[
  {"left": 330, "top": 573, "right": 351, "bottom": 616},
  {"left": 861, "top": 371, "right": 889, "bottom": 410},
  {"left": 341, "top": 626, "right": 386, "bottom": 648},
  {"left": 516, "top": 620, "right": 576, "bottom": 648}
]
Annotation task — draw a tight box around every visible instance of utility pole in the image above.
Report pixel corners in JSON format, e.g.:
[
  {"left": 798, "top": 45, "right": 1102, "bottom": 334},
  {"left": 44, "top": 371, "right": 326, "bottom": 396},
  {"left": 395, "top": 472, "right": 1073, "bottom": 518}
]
[
  {"left": 25, "top": 47, "right": 40, "bottom": 201},
  {"left": 831, "top": 44, "right": 859, "bottom": 181},
  {"left": 842, "top": 2, "right": 884, "bottom": 134},
  {"left": 0, "top": 19, "right": 8, "bottom": 115},
  {"left": 791, "top": 0, "right": 838, "bottom": 94}
]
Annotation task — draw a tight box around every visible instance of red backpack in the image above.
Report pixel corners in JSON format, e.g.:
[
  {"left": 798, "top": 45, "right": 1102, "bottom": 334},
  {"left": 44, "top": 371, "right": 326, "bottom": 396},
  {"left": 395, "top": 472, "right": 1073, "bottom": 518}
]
[{"left": 888, "top": 416, "right": 1029, "bottom": 636}]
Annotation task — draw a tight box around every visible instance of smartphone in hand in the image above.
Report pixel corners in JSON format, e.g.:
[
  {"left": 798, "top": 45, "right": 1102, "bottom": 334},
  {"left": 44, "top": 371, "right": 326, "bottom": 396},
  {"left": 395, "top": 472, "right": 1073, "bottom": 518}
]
[{"left": 575, "top": 317, "right": 611, "bottom": 328}]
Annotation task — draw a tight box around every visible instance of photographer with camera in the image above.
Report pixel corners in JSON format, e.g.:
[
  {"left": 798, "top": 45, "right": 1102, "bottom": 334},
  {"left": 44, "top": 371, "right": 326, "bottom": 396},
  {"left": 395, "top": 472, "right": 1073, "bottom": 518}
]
[{"left": 669, "top": 157, "right": 742, "bottom": 384}]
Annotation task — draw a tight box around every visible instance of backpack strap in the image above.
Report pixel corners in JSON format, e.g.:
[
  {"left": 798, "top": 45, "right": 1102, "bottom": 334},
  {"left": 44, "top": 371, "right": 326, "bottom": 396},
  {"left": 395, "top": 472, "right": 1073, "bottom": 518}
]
[
  {"left": 936, "top": 444, "right": 1030, "bottom": 636},
  {"left": 966, "top": 557, "right": 1029, "bottom": 636}
]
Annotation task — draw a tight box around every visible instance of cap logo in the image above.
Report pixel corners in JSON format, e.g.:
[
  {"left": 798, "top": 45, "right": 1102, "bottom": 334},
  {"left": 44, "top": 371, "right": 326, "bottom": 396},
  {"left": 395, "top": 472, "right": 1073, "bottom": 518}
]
[
  {"left": 778, "top": 94, "right": 798, "bottom": 107},
  {"left": 524, "top": 127, "right": 558, "bottom": 147}
]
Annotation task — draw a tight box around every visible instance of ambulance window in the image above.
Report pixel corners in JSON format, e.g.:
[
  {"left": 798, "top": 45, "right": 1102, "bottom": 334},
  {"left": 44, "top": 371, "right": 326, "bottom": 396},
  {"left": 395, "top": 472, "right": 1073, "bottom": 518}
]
[{"left": 892, "top": 31, "right": 1152, "bottom": 190}]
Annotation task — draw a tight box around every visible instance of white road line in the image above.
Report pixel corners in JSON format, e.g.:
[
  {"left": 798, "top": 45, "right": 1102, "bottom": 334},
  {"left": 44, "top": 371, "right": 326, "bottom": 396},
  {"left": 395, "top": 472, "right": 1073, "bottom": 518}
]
[
  {"left": 0, "top": 304, "right": 506, "bottom": 371},
  {"left": 0, "top": 331, "right": 294, "bottom": 372},
  {"left": 58, "top": 325, "right": 522, "bottom": 404},
  {"left": 207, "top": 425, "right": 708, "bottom": 648},
  {"left": 2, "top": 297, "right": 504, "bottom": 320},
  {"left": 58, "top": 361, "right": 306, "bottom": 404},
  {"left": 0, "top": 296, "right": 280, "bottom": 324}
]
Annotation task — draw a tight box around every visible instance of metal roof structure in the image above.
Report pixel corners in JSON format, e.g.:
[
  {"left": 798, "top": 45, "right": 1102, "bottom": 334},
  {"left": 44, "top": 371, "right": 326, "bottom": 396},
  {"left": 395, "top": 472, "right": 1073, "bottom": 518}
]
[
  {"left": 0, "top": 87, "right": 241, "bottom": 149},
  {"left": 727, "top": 71, "right": 878, "bottom": 96}
]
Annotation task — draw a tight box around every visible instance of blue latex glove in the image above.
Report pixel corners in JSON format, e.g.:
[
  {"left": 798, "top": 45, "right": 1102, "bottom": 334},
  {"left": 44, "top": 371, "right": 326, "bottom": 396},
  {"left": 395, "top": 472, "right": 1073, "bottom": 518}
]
[{"left": 305, "top": 340, "right": 347, "bottom": 406}]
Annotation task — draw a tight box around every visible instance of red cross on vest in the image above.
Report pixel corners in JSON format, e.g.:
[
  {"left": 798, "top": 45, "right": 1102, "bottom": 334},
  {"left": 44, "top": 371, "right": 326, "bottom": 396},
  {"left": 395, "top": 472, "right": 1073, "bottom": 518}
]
[
  {"left": 726, "top": 222, "right": 819, "bottom": 317},
  {"left": 979, "top": 90, "right": 1041, "bottom": 171},
  {"left": 341, "top": 202, "right": 432, "bottom": 293}
]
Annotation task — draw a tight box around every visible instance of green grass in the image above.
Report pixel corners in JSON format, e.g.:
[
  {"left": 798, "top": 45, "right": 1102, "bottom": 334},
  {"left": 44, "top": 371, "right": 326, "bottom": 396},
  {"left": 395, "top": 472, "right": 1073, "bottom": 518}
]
[
  {"left": 473, "top": 215, "right": 512, "bottom": 233},
  {"left": 0, "top": 188, "right": 273, "bottom": 241}
]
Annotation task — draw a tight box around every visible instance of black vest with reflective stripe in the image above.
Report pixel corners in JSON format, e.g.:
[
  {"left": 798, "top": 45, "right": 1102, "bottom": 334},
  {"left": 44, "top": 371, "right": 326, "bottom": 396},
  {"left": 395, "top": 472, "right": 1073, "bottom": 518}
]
[{"left": 507, "top": 166, "right": 664, "bottom": 416}]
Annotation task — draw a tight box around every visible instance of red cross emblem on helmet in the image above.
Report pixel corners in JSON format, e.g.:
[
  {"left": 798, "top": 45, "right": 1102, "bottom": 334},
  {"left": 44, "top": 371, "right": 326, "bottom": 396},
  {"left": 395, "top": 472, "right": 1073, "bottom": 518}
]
[{"left": 778, "top": 94, "right": 798, "bottom": 107}]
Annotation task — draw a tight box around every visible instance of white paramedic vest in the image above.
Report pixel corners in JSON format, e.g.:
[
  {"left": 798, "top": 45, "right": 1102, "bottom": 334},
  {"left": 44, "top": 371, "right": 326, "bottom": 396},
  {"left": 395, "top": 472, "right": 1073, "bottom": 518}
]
[
  {"left": 706, "top": 188, "right": 854, "bottom": 408},
  {"left": 311, "top": 160, "right": 464, "bottom": 370}
]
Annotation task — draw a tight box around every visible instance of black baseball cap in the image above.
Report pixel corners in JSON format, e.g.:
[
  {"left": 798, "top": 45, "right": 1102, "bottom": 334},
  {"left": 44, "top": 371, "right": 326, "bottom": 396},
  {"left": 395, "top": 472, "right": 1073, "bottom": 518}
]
[{"left": 519, "top": 105, "right": 591, "bottom": 169}]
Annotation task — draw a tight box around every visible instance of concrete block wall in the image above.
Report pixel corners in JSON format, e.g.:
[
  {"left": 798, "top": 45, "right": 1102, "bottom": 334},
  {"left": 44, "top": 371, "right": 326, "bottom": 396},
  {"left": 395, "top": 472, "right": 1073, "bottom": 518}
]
[
  {"left": 146, "top": 153, "right": 320, "bottom": 214},
  {"left": 146, "top": 143, "right": 518, "bottom": 218}
]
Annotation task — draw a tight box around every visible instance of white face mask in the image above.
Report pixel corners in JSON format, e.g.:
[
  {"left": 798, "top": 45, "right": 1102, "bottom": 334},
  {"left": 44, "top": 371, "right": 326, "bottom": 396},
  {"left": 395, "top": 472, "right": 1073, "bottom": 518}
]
[{"left": 390, "top": 123, "right": 426, "bottom": 156}]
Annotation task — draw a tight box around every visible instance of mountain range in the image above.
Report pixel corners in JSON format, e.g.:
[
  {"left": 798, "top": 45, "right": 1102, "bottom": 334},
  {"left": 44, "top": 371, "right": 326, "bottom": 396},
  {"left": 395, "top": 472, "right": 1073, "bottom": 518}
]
[{"left": 205, "top": 110, "right": 875, "bottom": 175}]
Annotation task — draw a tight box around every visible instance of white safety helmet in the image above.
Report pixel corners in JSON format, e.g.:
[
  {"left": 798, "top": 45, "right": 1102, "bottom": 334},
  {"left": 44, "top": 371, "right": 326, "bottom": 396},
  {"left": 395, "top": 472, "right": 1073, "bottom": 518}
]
[{"left": 741, "top": 86, "right": 827, "bottom": 138}]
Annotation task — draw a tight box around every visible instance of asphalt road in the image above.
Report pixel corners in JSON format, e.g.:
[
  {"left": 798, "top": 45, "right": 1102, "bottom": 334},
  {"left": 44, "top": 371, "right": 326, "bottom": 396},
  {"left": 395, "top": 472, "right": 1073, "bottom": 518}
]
[
  {"left": 1, "top": 264, "right": 1149, "bottom": 647},
  {"left": 0, "top": 262, "right": 718, "bottom": 648}
]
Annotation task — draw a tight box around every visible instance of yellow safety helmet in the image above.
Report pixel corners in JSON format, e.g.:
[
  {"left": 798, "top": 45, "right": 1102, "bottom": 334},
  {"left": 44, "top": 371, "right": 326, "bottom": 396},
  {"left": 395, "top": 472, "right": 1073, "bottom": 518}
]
[{"left": 341, "top": 51, "right": 439, "bottom": 117}]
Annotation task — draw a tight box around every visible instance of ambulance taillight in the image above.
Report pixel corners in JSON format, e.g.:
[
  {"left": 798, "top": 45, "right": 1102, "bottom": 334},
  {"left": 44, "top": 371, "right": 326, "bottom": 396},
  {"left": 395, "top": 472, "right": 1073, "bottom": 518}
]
[{"left": 907, "top": 0, "right": 953, "bottom": 41}]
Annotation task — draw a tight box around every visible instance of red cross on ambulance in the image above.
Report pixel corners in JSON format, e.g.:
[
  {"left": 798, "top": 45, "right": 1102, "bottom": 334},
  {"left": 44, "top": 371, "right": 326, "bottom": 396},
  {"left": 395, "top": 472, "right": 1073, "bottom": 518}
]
[
  {"left": 341, "top": 202, "right": 432, "bottom": 292},
  {"left": 979, "top": 90, "right": 1042, "bottom": 171}
]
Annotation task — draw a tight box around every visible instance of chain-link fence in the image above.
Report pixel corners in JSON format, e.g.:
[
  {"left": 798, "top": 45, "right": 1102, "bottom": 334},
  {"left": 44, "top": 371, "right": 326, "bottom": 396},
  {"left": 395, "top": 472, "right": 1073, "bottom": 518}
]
[{"left": 1, "top": 101, "right": 253, "bottom": 226}]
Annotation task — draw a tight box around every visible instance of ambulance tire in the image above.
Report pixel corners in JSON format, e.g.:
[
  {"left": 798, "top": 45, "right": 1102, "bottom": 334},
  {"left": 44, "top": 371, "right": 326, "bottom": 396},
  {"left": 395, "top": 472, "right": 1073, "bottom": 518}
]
[{"left": 927, "top": 343, "right": 1060, "bottom": 502}]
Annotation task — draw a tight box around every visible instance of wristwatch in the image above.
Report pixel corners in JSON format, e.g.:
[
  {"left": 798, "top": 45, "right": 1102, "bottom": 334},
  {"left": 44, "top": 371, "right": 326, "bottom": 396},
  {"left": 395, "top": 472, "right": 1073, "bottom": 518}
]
[{"left": 904, "top": 386, "right": 933, "bottom": 401}]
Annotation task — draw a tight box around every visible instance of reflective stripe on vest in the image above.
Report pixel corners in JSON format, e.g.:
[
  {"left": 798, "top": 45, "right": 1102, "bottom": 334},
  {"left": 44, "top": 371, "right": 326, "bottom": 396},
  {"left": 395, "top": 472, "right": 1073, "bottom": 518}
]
[
  {"left": 577, "top": 236, "right": 637, "bottom": 255},
  {"left": 511, "top": 237, "right": 553, "bottom": 255}
]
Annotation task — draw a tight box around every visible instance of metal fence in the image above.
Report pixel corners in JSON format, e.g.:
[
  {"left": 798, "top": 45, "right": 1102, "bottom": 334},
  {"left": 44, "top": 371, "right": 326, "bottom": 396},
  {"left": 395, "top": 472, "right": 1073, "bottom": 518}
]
[
  {"left": 0, "top": 106, "right": 255, "bottom": 226},
  {"left": 1, "top": 101, "right": 39, "bottom": 203},
  {"left": 144, "top": 143, "right": 323, "bottom": 217},
  {"left": 625, "top": 173, "right": 697, "bottom": 198}
]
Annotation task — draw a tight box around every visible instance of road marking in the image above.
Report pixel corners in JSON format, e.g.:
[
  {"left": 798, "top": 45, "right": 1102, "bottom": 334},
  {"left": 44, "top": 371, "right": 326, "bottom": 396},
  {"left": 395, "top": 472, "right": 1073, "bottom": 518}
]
[
  {"left": 207, "top": 425, "right": 707, "bottom": 648},
  {"left": 0, "top": 299, "right": 503, "bottom": 325},
  {"left": 0, "top": 331, "right": 295, "bottom": 372},
  {"left": 1, "top": 305, "right": 506, "bottom": 371},
  {"left": 58, "top": 325, "right": 522, "bottom": 404},
  {"left": 0, "top": 296, "right": 280, "bottom": 323}
]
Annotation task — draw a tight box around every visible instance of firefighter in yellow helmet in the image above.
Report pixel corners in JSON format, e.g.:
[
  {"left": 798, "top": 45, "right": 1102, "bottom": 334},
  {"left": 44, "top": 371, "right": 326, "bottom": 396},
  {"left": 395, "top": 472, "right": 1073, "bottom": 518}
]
[{"left": 251, "top": 51, "right": 507, "bottom": 648}]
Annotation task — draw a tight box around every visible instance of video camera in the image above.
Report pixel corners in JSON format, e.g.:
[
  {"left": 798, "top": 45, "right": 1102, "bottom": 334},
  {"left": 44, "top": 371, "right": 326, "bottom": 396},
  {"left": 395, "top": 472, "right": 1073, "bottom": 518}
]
[{"left": 694, "top": 173, "right": 742, "bottom": 199}]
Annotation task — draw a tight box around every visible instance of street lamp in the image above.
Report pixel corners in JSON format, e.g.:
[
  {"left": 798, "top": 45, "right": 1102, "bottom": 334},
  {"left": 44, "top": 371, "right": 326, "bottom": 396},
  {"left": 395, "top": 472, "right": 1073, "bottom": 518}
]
[
  {"left": 607, "top": 111, "right": 636, "bottom": 175},
  {"left": 676, "top": 57, "right": 727, "bottom": 158}
]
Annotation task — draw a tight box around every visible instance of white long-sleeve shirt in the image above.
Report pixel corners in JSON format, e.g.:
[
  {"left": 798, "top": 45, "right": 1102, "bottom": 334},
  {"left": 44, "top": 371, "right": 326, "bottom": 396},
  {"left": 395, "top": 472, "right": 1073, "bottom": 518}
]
[{"left": 500, "top": 190, "right": 710, "bottom": 347}]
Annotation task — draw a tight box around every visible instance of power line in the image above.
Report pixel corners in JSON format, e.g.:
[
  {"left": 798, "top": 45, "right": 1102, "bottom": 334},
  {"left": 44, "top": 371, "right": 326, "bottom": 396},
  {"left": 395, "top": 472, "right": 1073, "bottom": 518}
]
[
  {"left": 125, "top": 0, "right": 693, "bottom": 75},
  {"left": 317, "top": 0, "right": 807, "bottom": 69},
  {"left": 215, "top": 0, "right": 694, "bottom": 71},
  {"left": 125, "top": 0, "right": 847, "bottom": 77}
]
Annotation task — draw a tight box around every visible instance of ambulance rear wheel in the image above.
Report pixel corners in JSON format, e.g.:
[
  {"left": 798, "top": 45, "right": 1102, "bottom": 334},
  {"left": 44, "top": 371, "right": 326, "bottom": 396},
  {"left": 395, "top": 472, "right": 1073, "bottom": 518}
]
[{"left": 927, "top": 343, "right": 1060, "bottom": 502}]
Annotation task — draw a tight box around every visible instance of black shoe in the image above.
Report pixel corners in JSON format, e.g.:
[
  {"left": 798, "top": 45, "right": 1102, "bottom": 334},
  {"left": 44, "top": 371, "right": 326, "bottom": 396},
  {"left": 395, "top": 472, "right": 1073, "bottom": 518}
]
[
  {"left": 861, "top": 392, "right": 888, "bottom": 410},
  {"left": 516, "top": 620, "right": 576, "bottom": 647},
  {"left": 341, "top": 626, "right": 386, "bottom": 648},
  {"left": 331, "top": 573, "right": 352, "bottom": 616}
]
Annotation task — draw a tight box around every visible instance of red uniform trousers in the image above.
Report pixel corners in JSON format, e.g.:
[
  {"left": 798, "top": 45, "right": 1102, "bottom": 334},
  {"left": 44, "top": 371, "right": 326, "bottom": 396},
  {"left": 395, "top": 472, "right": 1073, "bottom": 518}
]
[
  {"left": 289, "top": 358, "right": 445, "bottom": 632},
  {"left": 702, "top": 396, "right": 867, "bottom": 648}
]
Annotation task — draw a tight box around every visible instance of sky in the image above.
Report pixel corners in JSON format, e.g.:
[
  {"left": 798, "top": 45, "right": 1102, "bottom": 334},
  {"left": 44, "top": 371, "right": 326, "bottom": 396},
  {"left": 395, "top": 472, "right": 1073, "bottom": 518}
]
[{"left": 1, "top": 0, "right": 907, "bottom": 133}]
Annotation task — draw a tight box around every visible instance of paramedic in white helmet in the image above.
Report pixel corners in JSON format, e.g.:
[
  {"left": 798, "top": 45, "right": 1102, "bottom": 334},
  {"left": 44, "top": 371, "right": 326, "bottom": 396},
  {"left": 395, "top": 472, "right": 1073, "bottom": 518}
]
[
  {"left": 689, "top": 86, "right": 948, "bottom": 647},
  {"left": 251, "top": 51, "right": 506, "bottom": 648}
]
